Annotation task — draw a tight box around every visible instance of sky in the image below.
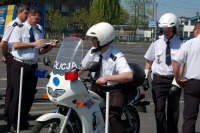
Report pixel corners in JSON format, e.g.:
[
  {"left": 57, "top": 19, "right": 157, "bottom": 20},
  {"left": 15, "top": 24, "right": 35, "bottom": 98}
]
[
  {"left": 156, "top": 0, "right": 200, "bottom": 19},
  {"left": 121, "top": 0, "right": 200, "bottom": 20}
]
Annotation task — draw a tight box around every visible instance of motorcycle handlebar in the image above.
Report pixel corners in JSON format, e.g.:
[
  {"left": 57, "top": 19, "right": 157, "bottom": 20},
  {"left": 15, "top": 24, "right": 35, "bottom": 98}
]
[{"left": 81, "top": 78, "right": 123, "bottom": 91}]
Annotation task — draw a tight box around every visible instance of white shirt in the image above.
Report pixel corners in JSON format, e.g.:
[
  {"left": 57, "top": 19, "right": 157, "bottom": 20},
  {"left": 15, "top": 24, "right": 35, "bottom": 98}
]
[
  {"left": 9, "top": 21, "right": 44, "bottom": 62},
  {"left": 173, "top": 34, "right": 200, "bottom": 80},
  {"left": 81, "top": 44, "right": 132, "bottom": 85},
  {"left": 2, "top": 18, "right": 22, "bottom": 49},
  {"left": 144, "top": 34, "right": 183, "bottom": 75}
]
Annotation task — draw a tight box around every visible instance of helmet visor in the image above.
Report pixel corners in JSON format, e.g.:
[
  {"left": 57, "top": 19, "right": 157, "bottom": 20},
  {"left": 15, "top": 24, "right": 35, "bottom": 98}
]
[
  {"left": 85, "top": 35, "right": 99, "bottom": 47},
  {"left": 85, "top": 35, "right": 98, "bottom": 41}
]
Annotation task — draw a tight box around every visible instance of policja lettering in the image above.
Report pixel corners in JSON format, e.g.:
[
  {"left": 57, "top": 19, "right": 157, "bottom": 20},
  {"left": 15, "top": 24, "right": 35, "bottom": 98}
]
[{"left": 53, "top": 61, "right": 78, "bottom": 70}]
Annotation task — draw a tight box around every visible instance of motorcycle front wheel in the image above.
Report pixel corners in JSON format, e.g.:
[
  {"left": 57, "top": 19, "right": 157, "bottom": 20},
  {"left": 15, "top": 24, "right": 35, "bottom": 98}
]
[
  {"left": 30, "top": 118, "right": 74, "bottom": 133},
  {"left": 122, "top": 106, "right": 140, "bottom": 133}
]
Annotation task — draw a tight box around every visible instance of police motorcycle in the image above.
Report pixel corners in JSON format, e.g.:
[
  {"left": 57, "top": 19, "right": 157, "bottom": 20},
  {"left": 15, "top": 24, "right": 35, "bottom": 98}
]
[{"left": 31, "top": 37, "right": 149, "bottom": 133}]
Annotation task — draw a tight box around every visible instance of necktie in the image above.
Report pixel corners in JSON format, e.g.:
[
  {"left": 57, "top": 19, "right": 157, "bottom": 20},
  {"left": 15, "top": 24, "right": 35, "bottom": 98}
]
[
  {"left": 165, "top": 40, "right": 171, "bottom": 66},
  {"left": 94, "top": 54, "right": 103, "bottom": 79},
  {"left": 29, "top": 27, "right": 35, "bottom": 42}
]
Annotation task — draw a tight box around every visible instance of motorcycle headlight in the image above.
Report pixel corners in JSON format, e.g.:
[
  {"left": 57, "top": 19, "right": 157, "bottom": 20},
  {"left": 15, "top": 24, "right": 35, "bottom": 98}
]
[
  {"left": 48, "top": 87, "right": 53, "bottom": 95},
  {"left": 48, "top": 87, "right": 66, "bottom": 98}
]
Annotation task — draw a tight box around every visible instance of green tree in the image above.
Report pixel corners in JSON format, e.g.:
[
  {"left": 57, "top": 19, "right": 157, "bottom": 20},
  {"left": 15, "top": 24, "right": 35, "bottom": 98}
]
[
  {"left": 46, "top": 10, "right": 67, "bottom": 38},
  {"left": 72, "top": 5, "right": 128, "bottom": 31},
  {"left": 112, "top": 7, "right": 129, "bottom": 25},
  {"left": 90, "top": 0, "right": 121, "bottom": 24},
  {"left": 124, "top": 0, "right": 152, "bottom": 36},
  {"left": 72, "top": 7, "right": 102, "bottom": 31}
]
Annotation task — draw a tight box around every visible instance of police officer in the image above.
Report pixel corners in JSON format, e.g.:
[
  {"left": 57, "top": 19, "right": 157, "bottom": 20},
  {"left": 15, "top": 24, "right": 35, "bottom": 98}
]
[
  {"left": 79, "top": 22, "right": 133, "bottom": 133},
  {"left": 0, "top": 4, "right": 28, "bottom": 123},
  {"left": 8, "top": 7, "right": 57, "bottom": 132},
  {"left": 173, "top": 21, "right": 200, "bottom": 133},
  {"left": 143, "top": 13, "right": 183, "bottom": 133},
  {"left": 1, "top": 5, "right": 28, "bottom": 118}
]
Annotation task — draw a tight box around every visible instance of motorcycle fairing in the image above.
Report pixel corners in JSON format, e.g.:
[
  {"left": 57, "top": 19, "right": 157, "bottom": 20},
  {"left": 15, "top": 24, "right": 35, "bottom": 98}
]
[{"left": 53, "top": 37, "right": 83, "bottom": 75}]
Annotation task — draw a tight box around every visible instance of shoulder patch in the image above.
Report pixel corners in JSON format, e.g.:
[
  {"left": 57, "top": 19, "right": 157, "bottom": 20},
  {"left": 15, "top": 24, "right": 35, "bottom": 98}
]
[
  {"left": 12, "top": 22, "right": 18, "bottom": 27},
  {"left": 91, "top": 48, "right": 99, "bottom": 54},
  {"left": 18, "top": 24, "right": 24, "bottom": 27},
  {"left": 36, "top": 25, "right": 42, "bottom": 33},
  {"left": 110, "top": 53, "right": 117, "bottom": 61}
]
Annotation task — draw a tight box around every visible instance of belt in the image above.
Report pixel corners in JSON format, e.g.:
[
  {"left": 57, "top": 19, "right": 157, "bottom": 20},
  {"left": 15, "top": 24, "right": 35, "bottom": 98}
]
[
  {"left": 154, "top": 73, "right": 174, "bottom": 79},
  {"left": 14, "top": 57, "right": 37, "bottom": 65}
]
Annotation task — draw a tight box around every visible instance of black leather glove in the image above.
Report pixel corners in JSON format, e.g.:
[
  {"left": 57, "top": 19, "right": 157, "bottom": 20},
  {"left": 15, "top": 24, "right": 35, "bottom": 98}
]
[
  {"left": 142, "top": 78, "right": 150, "bottom": 91},
  {"left": 169, "top": 85, "right": 179, "bottom": 96}
]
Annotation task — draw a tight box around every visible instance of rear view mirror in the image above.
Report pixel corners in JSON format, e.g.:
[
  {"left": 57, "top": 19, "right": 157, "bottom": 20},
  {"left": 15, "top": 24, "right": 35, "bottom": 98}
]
[
  {"left": 43, "top": 56, "right": 51, "bottom": 66},
  {"left": 87, "top": 61, "right": 100, "bottom": 72},
  {"left": 35, "top": 69, "right": 48, "bottom": 78}
]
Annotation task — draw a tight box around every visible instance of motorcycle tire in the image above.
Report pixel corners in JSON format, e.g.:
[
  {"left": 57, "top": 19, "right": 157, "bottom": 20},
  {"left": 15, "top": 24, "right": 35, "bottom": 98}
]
[
  {"left": 122, "top": 106, "right": 140, "bottom": 133},
  {"left": 30, "top": 118, "right": 75, "bottom": 133}
]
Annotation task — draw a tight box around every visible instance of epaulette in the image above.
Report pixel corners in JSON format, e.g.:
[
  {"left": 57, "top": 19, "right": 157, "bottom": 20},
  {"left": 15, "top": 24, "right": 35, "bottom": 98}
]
[
  {"left": 110, "top": 53, "right": 117, "bottom": 61},
  {"left": 18, "top": 24, "right": 24, "bottom": 27},
  {"left": 36, "top": 25, "right": 42, "bottom": 33},
  {"left": 12, "top": 22, "right": 18, "bottom": 27},
  {"left": 91, "top": 48, "right": 99, "bottom": 54}
]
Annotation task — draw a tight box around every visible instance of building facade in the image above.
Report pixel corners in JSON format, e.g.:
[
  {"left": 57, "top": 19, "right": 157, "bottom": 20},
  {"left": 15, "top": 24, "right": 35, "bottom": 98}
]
[
  {"left": 21, "top": 0, "right": 90, "bottom": 16},
  {"left": 181, "top": 16, "right": 200, "bottom": 38},
  {"left": 20, "top": 0, "right": 90, "bottom": 28},
  {"left": 20, "top": 0, "right": 91, "bottom": 38}
]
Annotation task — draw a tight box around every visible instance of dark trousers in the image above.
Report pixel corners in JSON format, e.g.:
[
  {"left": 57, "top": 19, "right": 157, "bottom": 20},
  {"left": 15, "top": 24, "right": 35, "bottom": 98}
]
[
  {"left": 91, "top": 85, "right": 125, "bottom": 133},
  {"left": 182, "top": 79, "right": 200, "bottom": 133},
  {"left": 4, "top": 54, "right": 13, "bottom": 117},
  {"left": 152, "top": 75, "right": 181, "bottom": 133},
  {"left": 8, "top": 59, "right": 38, "bottom": 127}
]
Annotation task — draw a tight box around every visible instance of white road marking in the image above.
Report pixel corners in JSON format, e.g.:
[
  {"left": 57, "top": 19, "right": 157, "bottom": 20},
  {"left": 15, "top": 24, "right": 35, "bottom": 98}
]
[
  {"left": 29, "top": 110, "right": 55, "bottom": 114},
  {"left": 0, "top": 101, "right": 53, "bottom": 105},
  {"left": 0, "top": 78, "right": 6, "bottom": 80},
  {"left": 0, "top": 87, "right": 46, "bottom": 90}
]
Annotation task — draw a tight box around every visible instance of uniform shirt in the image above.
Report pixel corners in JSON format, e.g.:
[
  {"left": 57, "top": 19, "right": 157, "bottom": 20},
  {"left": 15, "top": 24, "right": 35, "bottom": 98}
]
[
  {"left": 2, "top": 18, "right": 23, "bottom": 49},
  {"left": 81, "top": 44, "right": 132, "bottom": 85},
  {"left": 9, "top": 21, "right": 44, "bottom": 62},
  {"left": 173, "top": 34, "right": 200, "bottom": 80},
  {"left": 144, "top": 34, "right": 183, "bottom": 76}
]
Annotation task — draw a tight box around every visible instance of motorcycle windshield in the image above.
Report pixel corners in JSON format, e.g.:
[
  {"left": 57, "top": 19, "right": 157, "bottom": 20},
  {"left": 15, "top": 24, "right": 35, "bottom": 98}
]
[{"left": 53, "top": 37, "right": 83, "bottom": 75}]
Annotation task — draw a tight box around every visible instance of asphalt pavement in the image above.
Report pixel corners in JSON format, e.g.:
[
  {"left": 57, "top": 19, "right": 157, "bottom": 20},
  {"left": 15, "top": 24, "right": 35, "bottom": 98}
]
[{"left": 0, "top": 41, "right": 200, "bottom": 133}]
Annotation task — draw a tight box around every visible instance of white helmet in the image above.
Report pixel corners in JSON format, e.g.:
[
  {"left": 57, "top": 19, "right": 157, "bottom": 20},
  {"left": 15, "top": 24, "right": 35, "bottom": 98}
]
[
  {"left": 86, "top": 22, "right": 115, "bottom": 46},
  {"left": 158, "top": 13, "right": 179, "bottom": 29}
]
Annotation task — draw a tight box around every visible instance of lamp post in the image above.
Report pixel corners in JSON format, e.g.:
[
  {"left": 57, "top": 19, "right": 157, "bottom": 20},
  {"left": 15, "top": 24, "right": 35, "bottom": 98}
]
[
  {"left": 143, "top": 0, "right": 146, "bottom": 24},
  {"left": 196, "top": 12, "right": 199, "bottom": 22},
  {"left": 151, "top": 0, "right": 155, "bottom": 41}
]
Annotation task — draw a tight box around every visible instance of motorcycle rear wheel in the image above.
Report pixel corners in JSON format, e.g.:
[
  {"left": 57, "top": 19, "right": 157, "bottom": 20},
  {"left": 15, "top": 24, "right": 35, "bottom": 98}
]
[
  {"left": 30, "top": 118, "right": 74, "bottom": 133},
  {"left": 122, "top": 106, "right": 140, "bottom": 133}
]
